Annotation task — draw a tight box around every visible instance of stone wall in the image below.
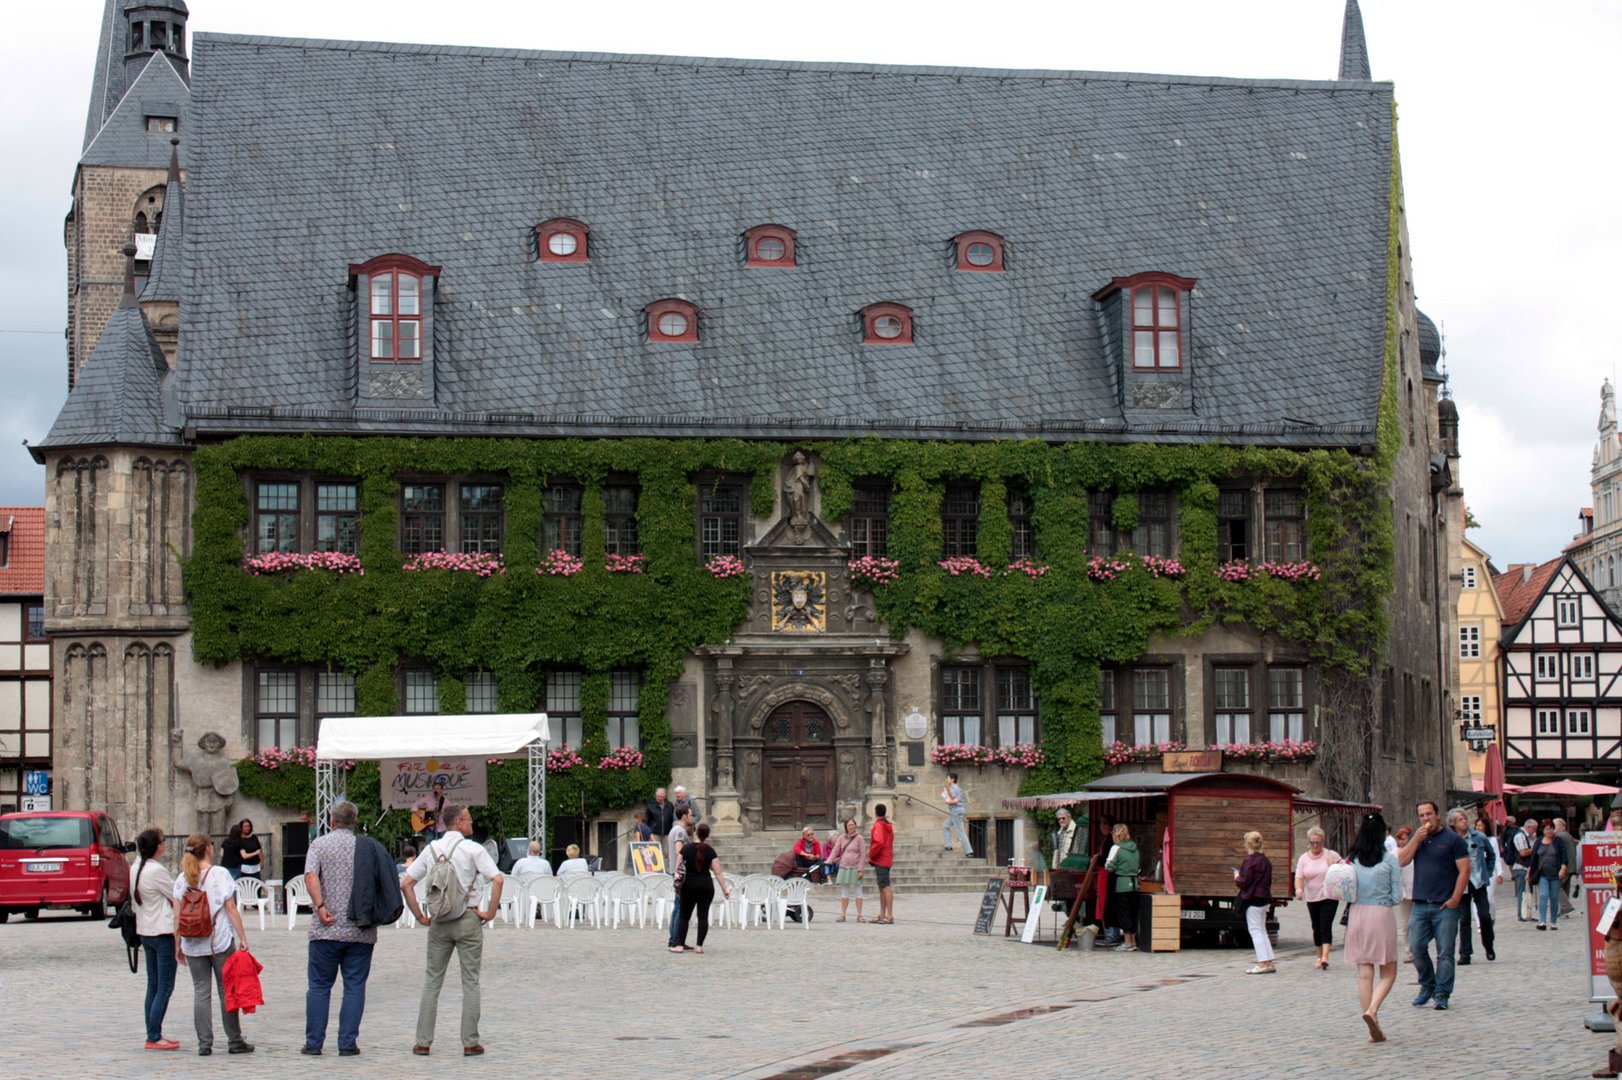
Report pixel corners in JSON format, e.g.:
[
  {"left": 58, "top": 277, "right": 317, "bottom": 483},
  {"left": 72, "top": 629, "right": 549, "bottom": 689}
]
[{"left": 67, "top": 165, "right": 169, "bottom": 385}]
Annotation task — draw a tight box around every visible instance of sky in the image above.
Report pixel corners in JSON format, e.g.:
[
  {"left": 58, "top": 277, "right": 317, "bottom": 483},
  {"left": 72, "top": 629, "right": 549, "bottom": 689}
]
[{"left": 0, "top": 0, "right": 1616, "bottom": 567}]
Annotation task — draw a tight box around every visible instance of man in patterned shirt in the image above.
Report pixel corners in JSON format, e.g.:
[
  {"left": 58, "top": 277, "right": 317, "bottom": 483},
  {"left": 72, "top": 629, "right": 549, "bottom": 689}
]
[{"left": 301, "top": 801, "right": 377, "bottom": 1056}]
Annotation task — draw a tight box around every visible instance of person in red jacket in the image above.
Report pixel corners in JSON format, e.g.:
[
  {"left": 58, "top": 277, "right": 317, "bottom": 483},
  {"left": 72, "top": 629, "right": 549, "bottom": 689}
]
[{"left": 869, "top": 805, "right": 896, "bottom": 924}]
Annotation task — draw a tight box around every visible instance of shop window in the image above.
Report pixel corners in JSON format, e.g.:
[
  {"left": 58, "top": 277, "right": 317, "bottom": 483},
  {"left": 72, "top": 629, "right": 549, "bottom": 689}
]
[{"left": 543, "top": 482, "right": 584, "bottom": 556}]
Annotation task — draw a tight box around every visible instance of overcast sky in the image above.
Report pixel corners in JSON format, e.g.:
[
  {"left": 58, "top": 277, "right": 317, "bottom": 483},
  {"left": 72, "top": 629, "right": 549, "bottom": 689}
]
[{"left": 1, "top": 1, "right": 1616, "bottom": 567}]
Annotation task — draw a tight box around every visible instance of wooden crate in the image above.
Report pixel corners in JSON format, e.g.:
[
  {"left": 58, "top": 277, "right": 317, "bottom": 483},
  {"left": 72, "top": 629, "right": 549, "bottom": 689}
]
[{"left": 1146, "top": 892, "right": 1182, "bottom": 952}]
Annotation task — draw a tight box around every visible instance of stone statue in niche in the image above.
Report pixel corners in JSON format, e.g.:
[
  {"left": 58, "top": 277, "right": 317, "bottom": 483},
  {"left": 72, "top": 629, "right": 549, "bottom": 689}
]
[
  {"left": 782, "top": 450, "right": 817, "bottom": 545},
  {"left": 171, "top": 730, "right": 239, "bottom": 837}
]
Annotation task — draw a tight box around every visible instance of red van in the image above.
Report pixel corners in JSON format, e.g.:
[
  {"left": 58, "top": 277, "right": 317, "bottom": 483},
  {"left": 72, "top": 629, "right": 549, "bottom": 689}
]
[{"left": 0, "top": 811, "right": 132, "bottom": 921}]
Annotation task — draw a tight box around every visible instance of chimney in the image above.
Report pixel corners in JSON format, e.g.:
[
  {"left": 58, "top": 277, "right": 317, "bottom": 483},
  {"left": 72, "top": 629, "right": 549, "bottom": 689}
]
[{"left": 1522, "top": 564, "right": 1534, "bottom": 584}]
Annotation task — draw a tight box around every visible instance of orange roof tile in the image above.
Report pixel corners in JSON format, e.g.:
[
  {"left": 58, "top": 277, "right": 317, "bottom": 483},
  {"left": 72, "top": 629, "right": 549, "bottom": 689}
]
[
  {"left": 0, "top": 507, "right": 45, "bottom": 596},
  {"left": 1492, "top": 556, "right": 1562, "bottom": 628}
]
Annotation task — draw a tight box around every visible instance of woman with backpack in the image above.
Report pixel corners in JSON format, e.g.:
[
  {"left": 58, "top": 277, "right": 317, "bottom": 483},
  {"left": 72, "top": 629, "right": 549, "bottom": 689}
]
[
  {"left": 1343, "top": 812, "right": 1401, "bottom": 1043},
  {"left": 1104, "top": 823, "right": 1140, "bottom": 952},
  {"left": 133, "top": 828, "right": 179, "bottom": 1050},
  {"left": 172, "top": 832, "right": 253, "bottom": 1056}
]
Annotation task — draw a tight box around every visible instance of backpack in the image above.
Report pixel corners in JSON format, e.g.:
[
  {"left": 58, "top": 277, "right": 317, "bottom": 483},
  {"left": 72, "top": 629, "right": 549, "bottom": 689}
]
[
  {"left": 176, "top": 868, "right": 216, "bottom": 942},
  {"left": 423, "top": 839, "right": 474, "bottom": 920}
]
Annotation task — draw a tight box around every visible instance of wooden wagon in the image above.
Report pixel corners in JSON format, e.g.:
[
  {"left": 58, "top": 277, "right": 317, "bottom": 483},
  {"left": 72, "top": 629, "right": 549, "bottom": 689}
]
[{"left": 1007, "top": 771, "right": 1375, "bottom": 948}]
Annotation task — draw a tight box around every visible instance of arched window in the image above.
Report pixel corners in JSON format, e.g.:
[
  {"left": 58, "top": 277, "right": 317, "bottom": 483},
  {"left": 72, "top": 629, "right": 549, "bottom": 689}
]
[
  {"left": 743, "top": 224, "right": 797, "bottom": 268},
  {"left": 952, "top": 230, "right": 1006, "bottom": 272},
  {"left": 645, "top": 298, "right": 699, "bottom": 343},
  {"left": 861, "top": 302, "right": 914, "bottom": 345},
  {"left": 536, "top": 218, "right": 590, "bottom": 263},
  {"left": 349, "top": 254, "right": 441, "bottom": 362}
]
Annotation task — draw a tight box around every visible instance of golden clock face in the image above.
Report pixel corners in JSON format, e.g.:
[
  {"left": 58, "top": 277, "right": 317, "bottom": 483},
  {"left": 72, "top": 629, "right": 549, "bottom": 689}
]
[{"left": 771, "top": 570, "right": 827, "bottom": 632}]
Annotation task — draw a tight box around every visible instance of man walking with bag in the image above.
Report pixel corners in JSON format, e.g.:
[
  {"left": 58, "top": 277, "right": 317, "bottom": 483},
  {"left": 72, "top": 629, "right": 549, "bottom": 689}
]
[
  {"left": 401, "top": 804, "right": 503, "bottom": 1056},
  {"left": 301, "top": 801, "right": 382, "bottom": 1056}
]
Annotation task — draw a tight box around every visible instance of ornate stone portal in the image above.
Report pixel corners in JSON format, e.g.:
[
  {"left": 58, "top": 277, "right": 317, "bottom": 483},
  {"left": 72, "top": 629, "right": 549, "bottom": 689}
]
[{"left": 699, "top": 451, "right": 906, "bottom": 835}]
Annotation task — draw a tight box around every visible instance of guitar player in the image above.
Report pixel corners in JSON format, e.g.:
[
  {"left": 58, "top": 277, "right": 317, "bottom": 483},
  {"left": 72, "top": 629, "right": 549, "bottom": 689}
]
[{"left": 412, "top": 781, "right": 448, "bottom": 845}]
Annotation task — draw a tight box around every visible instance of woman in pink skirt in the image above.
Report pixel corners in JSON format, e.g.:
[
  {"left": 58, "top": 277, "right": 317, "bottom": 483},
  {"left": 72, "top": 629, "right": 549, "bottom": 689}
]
[{"left": 1344, "top": 812, "right": 1401, "bottom": 1043}]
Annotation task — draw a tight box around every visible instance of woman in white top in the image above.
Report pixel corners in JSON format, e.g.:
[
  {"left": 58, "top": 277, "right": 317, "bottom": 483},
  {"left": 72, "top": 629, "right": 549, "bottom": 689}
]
[
  {"left": 557, "top": 843, "right": 591, "bottom": 875},
  {"left": 133, "top": 828, "right": 179, "bottom": 1050},
  {"left": 172, "top": 833, "right": 252, "bottom": 1056}
]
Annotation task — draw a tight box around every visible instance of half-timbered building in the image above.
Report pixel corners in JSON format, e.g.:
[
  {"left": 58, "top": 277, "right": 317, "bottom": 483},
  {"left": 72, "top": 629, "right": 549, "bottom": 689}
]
[{"left": 1495, "top": 557, "right": 1622, "bottom": 780}]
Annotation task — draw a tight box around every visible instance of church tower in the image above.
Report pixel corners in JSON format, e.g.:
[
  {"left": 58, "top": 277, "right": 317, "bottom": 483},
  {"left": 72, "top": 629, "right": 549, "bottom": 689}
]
[{"left": 68, "top": 0, "right": 190, "bottom": 387}]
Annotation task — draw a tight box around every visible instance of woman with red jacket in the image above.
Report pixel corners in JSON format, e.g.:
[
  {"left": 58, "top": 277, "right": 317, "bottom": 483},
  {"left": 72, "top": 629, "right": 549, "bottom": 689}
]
[{"left": 869, "top": 805, "right": 895, "bottom": 924}]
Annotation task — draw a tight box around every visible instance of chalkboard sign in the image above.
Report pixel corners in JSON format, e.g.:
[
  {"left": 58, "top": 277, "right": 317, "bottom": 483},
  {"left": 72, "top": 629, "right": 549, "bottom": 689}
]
[{"left": 973, "top": 878, "right": 1004, "bottom": 934}]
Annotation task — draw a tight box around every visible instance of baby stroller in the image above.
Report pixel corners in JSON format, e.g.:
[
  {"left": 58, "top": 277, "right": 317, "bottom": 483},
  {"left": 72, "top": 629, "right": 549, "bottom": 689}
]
[{"left": 771, "top": 850, "right": 818, "bottom": 924}]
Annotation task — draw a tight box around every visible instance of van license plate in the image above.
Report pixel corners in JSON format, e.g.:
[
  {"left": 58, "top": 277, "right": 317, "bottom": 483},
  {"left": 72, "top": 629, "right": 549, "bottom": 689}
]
[
  {"left": 1179, "top": 909, "right": 1205, "bottom": 920},
  {"left": 24, "top": 862, "right": 61, "bottom": 873}
]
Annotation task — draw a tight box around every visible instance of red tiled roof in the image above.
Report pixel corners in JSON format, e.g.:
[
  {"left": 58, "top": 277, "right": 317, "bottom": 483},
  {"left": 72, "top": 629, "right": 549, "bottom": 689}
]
[
  {"left": 0, "top": 507, "right": 45, "bottom": 596},
  {"left": 1492, "top": 557, "right": 1562, "bottom": 628}
]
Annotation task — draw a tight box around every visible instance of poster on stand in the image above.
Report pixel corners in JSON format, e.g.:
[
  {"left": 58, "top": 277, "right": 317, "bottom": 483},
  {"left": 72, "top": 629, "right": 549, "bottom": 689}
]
[{"left": 1581, "top": 831, "right": 1622, "bottom": 1002}]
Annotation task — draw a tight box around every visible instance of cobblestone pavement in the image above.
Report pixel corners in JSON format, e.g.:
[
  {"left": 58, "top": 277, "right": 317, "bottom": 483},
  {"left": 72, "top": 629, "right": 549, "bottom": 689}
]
[{"left": 0, "top": 879, "right": 1605, "bottom": 1078}]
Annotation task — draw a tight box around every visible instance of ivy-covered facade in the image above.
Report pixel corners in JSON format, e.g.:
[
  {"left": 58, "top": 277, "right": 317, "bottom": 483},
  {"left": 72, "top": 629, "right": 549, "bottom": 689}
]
[{"left": 36, "top": 3, "right": 1463, "bottom": 863}]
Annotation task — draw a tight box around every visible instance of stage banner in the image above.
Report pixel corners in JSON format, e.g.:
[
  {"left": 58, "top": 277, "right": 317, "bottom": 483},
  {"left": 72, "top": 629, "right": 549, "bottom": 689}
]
[
  {"left": 383, "top": 757, "right": 489, "bottom": 809},
  {"left": 1581, "top": 831, "right": 1622, "bottom": 1002}
]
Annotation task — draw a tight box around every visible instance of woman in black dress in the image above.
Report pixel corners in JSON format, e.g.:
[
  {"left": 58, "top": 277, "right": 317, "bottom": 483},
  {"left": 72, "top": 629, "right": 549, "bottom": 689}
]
[
  {"left": 219, "top": 818, "right": 262, "bottom": 881},
  {"left": 672, "top": 823, "right": 732, "bottom": 954}
]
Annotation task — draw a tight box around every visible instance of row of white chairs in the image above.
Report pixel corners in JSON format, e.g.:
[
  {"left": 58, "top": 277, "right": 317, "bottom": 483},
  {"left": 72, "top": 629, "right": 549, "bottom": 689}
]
[{"left": 233, "top": 868, "right": 817, "bottom": 932}]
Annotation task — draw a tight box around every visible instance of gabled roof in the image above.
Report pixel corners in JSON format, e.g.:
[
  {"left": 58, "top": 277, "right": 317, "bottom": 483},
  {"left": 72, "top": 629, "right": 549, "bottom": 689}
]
[
  {"left": 171, "top": 33, "right": 1396, "bottom": 445},
  {"left": 0, "top": 507, "right": 45, "bottom": 596},
  {"left": 140, "top": 147, "right": 185, "bottom": 303},
  {"left": 81, "top": 51, "right": 190, "bottom": 170},
  {"left": 1493, "top": 557, "right": 1563, "bottom": 628},
  {"left": 35, "top": 289, "right": 176, "bottom": 454}
]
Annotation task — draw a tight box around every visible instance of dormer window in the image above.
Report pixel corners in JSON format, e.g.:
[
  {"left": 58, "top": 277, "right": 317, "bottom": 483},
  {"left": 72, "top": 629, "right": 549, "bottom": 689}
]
[
  {"left": 953, "top": 231, "right": 1005, "bottom": 272},
  {"left": 744, "top": 224, "right": 797, "bottom": 268},
  {"left": 861, "top": 302, "right": 914, "bottom": 345},
  {"left": 1091, "top": 272, "right": 1197, "bottom": 372},
  {"left": 646, "top": 298, "right": 699, "bottom": 343},
  {"left": 349, "top": 254, "right": 441, "bottom": 364},
  {"left": 537, "top": 218, "right": 590, "bottom": 263}
]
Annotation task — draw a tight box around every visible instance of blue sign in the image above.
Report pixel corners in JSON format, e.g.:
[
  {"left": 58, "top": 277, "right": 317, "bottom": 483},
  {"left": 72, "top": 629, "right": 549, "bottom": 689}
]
[{"left": 22, "top": 771, "right": 49, "bottom": 796}]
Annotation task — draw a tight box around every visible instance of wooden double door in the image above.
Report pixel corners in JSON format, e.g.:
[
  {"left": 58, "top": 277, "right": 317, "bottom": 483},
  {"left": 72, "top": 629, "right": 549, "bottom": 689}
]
[{"left": 762, "top": 701, "right": 836, "bottom": 829}]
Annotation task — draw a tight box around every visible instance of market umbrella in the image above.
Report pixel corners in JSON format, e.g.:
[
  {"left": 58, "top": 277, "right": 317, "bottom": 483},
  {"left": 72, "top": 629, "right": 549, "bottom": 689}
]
[
  {"left": 1516, "top": 779, "right": 1621, "bottom": 798},
  {"left": 1482, "top": 743, "right": 1507, "bottom": 826}
]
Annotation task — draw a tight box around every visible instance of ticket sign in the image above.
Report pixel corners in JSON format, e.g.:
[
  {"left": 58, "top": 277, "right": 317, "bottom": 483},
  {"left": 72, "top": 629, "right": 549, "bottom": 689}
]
[{"left": 1582, "top": 832, "right": 1622, "bottom": 1002}]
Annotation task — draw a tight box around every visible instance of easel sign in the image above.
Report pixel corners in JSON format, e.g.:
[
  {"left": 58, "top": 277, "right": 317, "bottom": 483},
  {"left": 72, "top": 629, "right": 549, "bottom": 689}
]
[
  {"left": 973, "top": 878, "right": 1004, "bottom": 934},
  {"left": 630, "top": 840, "right": 666, "bottom": 876},
  {"left": 1020, "top": 884, "right": 1048, "bottom": 943}
]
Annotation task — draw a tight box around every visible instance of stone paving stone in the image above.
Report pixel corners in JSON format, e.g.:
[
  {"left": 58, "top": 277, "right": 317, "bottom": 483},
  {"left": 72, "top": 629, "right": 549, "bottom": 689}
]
[{"left": 0, "top": 880, "right": 1603, "bottom": 1078}]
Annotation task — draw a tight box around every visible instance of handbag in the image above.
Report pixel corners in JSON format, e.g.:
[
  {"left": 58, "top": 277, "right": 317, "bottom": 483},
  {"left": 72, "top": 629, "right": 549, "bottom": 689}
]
[
  {"left": 1323, "top": 862, "right": 1357, "bottom": 903},
  {"left": 109, "top": 861, "right": 143, "bottom": 974}
]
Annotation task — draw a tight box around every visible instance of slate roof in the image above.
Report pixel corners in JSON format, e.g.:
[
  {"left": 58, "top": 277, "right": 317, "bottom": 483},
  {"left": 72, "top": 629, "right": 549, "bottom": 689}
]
[
  {"left": 1493, "top": 558, "right": 1562, "bottom": 627},
  {"left": 1417, "top": 309, "right": 1441, "bottom": 380},
  {"left": 81, "top": 52, "right": 191, "bottom": 170},
  {"left": 0, "top": 507, "right": 46, "bottom": 596},
  {"left": 36, "top": 287, "right": 177, "bottom": 452},
  {"left": 141, "top": 147, "right": 185, "bottom": 303},
  {"left": 168, "top": 34, "right": 1394, "bottom": 446},
  {"left": 1339, "top": 0, "right": 1372, "bottom": 81}
]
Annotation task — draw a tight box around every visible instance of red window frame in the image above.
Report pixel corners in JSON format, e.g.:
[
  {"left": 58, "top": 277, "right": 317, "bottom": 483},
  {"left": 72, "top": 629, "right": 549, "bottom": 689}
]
[
  {"left": 348, "top": 254, "right": 440, "bottom": 364},
  {"left": 537, "top": 218, "right": 590, "bottom": 263},
  {"left": 743, "top": 224, "right": 797, "bottom": 268},
  {"left": 1091, "top": 272, "right": 1198, "bottom": 371},
  {"left": 861, "top": 302, "right": 914, "bottom": 345},
  {"left": 646, "top": 298, "right": 699, "bottom": 343},
  {"left": 953, "top": 230, "right": 1006, "bottom": 272}
]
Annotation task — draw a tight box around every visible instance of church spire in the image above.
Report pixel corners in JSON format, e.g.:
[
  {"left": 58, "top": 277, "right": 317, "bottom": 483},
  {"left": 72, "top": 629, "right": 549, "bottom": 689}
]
[{"left": 1339, "top": 0, "right": 1372, "bottom": 80}]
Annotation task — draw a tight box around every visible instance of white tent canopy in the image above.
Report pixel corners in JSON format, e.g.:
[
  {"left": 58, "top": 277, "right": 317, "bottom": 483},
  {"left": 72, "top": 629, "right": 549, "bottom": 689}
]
[
  {"left": 313, "top": 713, "right": 550, "bottom": 846},
  {"left": 316, "top": 713, "right": 550, "bottom": 759}
]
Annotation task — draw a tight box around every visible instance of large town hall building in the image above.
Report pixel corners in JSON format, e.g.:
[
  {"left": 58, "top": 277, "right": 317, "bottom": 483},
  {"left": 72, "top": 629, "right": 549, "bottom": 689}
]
[{"left": 34, "top": 1, "right": 1462, "bottom": 868}]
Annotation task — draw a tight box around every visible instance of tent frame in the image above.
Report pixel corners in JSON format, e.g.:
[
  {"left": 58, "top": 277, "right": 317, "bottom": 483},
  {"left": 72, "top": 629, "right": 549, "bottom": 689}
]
[{"left": 313, "top": 714, "right": 548, "bottom": 851}]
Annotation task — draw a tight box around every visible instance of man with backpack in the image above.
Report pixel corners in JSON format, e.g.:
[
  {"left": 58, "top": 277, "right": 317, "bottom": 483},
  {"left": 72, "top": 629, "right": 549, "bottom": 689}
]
[
  {"left": 401, "top": 804, "right": 503, "bottom": 1057},
  {"left": 301, "top": 801, "right": 391, "bottom": 1057}
]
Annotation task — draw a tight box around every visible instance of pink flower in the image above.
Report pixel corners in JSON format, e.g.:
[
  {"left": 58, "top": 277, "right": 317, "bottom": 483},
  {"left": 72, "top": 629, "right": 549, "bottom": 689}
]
[
  {"left": 937, "top": 556, "right": 991, "bottom": 579},
  {"left": 706, "top": 555, "right": 748, "bottom": 579},
  {"left": 848, "top": 556, "right": 901, "bottom": 586},
  {"left": 539, "top": 549, "right": 584, "bottom": 577}
]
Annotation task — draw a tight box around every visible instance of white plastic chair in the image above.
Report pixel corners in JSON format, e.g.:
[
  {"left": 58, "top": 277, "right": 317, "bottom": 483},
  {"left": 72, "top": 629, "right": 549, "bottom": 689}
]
[
  {"left": 642, "top": 874, "right": 674, "bottom": 930},
  {"left": 397, "top": 878, "right": 427, "bottom": 929},
  {"left": 562, "top": 874, "right": 604, "bottom": 928},
  {"left": 604, "top": 876, "right": 645, "bottom": 929},
  {"left": 776, "top": 878, "right": 813, "bottom": 930},
  {"left": 284, "top": 876, "right": 314, "bottom": 930},
  {"left": 737, "top": 876, "right": 776, "bottom": 929},
  {"left": 518, "top": 875, "right": 563, "bottom": 929},
  {"left": 234, "top": 876, "right": 270, "bottom": 931}
]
